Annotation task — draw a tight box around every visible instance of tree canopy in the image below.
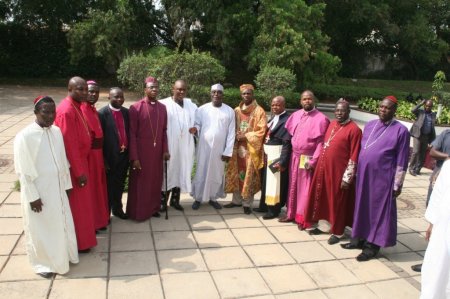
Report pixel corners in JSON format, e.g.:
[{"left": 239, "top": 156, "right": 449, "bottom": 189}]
[{"left": 0, "top": 0, "right": 448, "bottom": 81}]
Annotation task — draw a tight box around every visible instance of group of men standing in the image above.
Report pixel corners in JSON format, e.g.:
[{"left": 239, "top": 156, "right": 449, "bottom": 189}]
[{"left": 15, "top": 73, "right": 426, "bottom": 281}]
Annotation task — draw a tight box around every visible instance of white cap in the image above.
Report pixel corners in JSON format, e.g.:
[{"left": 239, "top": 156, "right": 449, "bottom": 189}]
[{"left": 211, "top": 83, "right": 224, "bottom": 92}]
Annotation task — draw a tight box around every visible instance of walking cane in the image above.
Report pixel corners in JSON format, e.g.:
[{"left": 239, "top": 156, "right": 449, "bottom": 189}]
[{"left": 164, "top": 159, "right": 169, "bottom": 220}]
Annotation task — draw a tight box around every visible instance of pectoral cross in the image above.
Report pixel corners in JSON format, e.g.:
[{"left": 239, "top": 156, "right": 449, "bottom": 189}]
[
  {"left": 154, "top": 142, "right": 156, "bottom": 147},
  {"left": 120, "top": 144, "right": 126, "bottom": 153}
]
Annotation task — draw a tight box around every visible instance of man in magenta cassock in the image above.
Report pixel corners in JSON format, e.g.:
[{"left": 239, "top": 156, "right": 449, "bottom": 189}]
[
  {"left": 127, "top": 77, "right": 170, "bottom": 221},
  {"left": 341, "top": 96, "right": 410, "bottom": 262},
  {"left": 280, "top": 90, "right": 329, "bottom": 230},
  {"left": 54, "top": 77, "right": 97, "bottom": 252}
]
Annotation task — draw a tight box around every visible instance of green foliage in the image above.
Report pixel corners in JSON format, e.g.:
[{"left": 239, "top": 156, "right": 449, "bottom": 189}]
[
  {"left": 324, "top": 0, "right": 450, "bottom": 80},
  {"left": 432, "top": 71, "right": 447, "bottom": 105},
  {"left": 302, "top": 52, "right": 342, "bottom": 84},
  {"left": 67, "top": 3, "right": 134, "bottom": 71},
  {"left": 154, "top": 51, "right": 226, "bottom": 103},
  {"left": 117, "top": 53, "right": 154, "bottom": 92},
  {"left": 310, "top": 83, "right": 410, "bottom": 103},
  {"left": 117, "top": 51, "right": 226, "bottom": 105},
  {"left": 255, "top": 65, "right": 297, "bottom": 106},
  {"left": 357, "top": 97, "right": 450, "bottom": 124},
  {"left": 249, "top": 0, "right": 339, "bottom": 83},
  {"left": 14, "top": 180, "right": 20, "bottom": 192}
]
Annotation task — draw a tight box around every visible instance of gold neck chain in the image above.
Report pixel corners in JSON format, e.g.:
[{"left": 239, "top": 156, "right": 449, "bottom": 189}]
[
  {"left": 145, "top": 100, "right": 159, "bottom": 147},
  {"left": 70, "top": 100, "right": 91, "bottom": 138}
]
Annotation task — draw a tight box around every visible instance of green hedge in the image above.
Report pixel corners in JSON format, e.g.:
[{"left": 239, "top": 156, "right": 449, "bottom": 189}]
[
  {"left": 308, "top": 83, "right": 421, "bottom": 103},
  {"left": 357, "top": 97, "right": 450, "bottom": 125}
]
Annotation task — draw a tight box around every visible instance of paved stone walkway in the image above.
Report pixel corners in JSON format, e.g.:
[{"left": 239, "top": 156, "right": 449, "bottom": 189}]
[{"left": 0, "top": 86, "right": 427, "bottom": 298}]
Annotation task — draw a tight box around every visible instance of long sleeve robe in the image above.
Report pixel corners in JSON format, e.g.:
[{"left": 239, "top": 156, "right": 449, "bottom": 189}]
[
  {"left": 55, "top": 96, "right": 97, "bottom": 250},
  {"left": 81, "top": 103, "right": 109, "bottom": 229},
  {"left": 14, "top": 123, "right": 79, "bottom": 274},
  {"left": 191, "top": 103, "right": 235, "bottom": 202},
  {"left": 421, "top": 160, "right": 450, "bottom": 299},
  {"left": 285, "top": 108, "right": 330, "bottom": 227},
  {"left": 126, "top": 99, "right": 168, "bottom": 221},
  {"left": 305, "top": 119, "right": 362, "bottom": 235},
  {"left": 351, "top": 119, "right": 410, "bottom": 247},
  {"left": 225, "top": 101, "right": 267, "bottom": 198},
  {"left": 160, "top": 97, "right": 197, "bottom": 192}
]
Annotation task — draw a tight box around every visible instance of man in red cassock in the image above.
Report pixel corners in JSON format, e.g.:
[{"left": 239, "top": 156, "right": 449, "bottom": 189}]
[
  {"left": 54, "top": 76, "right": 97, "bottom": 252},
  {"left": 305, "top": 99, "right": 362, "bottom": 245},
  {"left": 81, "top": 80, "right": 110, "bottom": 231},
  {"left": 127, "top": 76, "right": 170, "bottom": 221}
]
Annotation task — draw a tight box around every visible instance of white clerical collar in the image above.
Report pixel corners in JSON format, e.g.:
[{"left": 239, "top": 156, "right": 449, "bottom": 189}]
[
  {"left": 268, "top": 111, "right": 285, "bottom": 129},
  {"left": 109, "top": 104, "right": 121, "bottom": 112}
]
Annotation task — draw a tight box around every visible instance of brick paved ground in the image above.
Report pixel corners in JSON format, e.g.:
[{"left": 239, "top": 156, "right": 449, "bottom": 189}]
[{"left": 0, "top": 86, "right": 426, "bottom": 298}]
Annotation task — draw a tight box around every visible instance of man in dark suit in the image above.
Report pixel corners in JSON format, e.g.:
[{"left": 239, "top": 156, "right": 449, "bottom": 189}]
[
  {"left": 409, "top": 99, "right": 436, "bottom": 176},
  {"left": 254, "top": 96, "right": 291, "bottom": 219},
  {"left": 98, "top": 87, "right": 129, "bottom": 219}
]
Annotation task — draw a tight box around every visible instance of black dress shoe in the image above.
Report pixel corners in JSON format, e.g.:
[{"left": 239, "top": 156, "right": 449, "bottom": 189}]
[
  {"left": 96, "top": 227, "right": 107, "bottom": 234},
  {"left": 192, "top": 201, "right": 201, "bottom": 210},
  {"left": 262, "top": 212, "right": 278, "bottom": 220},
  {"left": 153, "top": 212, "right": 161, "bottom": 218},
  {"left": 243, "top": 207, "right": 251, "bottom": 214},
  {"left": 224, "top": 202, "right": 242, "bottom": 208},
  {"left": 113, "top": 210, "right": 128, "bottom": 220},
  {"left": 253, "top": 207, "right": 268, "bottom": 213},
  {"left": 409, "top": 169, "right": 417, "bottom": 176},
  {"left": 172, "top": 202, "right": 184, "bottom": 211},
  {"left": 328, "top": 235, "right": 341, "bottom": 245},
  {"left": 37, "top": 272, "right": 54, "bottom": 279},
  {"left": 308, "top": 228, "right": 324, "bottom": 235},
  {"left": 341, "top": 239, "right": 365, "bottom": 250},
  {"left": 78, "top": 248, "right": 91, "bottom": 254},
  {"left": 209, "top": 200, "right": 222, "bottom": 209},
  {"left": 411, "top": 264, "right": 422, "bottom": 272}
]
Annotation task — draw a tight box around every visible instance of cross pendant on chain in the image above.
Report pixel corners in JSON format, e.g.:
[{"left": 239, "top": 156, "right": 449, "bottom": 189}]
[{"left": 153, "top": 142, "right": 156, "bottom": 147}]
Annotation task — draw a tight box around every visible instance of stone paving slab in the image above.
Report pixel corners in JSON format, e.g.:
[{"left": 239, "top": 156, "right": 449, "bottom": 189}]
[{"left": 0, "top": 85, "right": 432, "bottom": 298}]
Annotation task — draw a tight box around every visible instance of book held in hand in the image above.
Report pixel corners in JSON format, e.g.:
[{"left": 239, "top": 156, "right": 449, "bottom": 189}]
[
  {"left": 298, "top": 155, "right": 312, "bottom": 169},
  {"left": 268, "top": 158, "right": 281, "bottom": 173}
]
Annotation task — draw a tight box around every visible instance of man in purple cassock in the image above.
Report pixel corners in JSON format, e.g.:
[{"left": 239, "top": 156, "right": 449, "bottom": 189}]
[
  {"left": 341, "top": 95, "right": 410, "bottom": 262},
  {"left": 126, "top": 77, "right": 170, "bottom": 221},
  {"left": 280, "top": 90, "right": 329, "bottom": 230}
]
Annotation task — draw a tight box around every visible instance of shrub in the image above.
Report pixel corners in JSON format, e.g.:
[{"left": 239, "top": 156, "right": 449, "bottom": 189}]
[
  {"left": 154, "top": 51, "right": 226, "bottom": 104},
  {"left": 117, "top": 53, "right": 153, "bottom": 92},
  {"left": 357, "top": 97, "right": 450, "bottom": 124},
  {"left": 302, "top": 51, "right": 342, "bottom": 85},
  {"left": 309, "top": 83, "right": 412, "bottom": 103},
  {"left": 255, "top": 65, "right": 296, "bottom": 107},
  {"left": 117, "top": 50, "right": 226, "bottom": 105}
]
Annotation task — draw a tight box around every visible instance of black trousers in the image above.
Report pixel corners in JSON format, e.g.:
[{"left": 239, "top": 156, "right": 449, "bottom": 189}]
[
  {"left": 409, "top": 134, "right": 430, "bottom": 173},
  {"left": 106, "top": 153, "right": 129, "bottom": 212}
]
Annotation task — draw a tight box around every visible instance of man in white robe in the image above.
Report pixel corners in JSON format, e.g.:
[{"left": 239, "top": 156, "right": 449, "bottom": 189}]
[
  {"left": 191, "top": 83, "right": 235, "bottom": 210},
  {"left": 421, "top": 159, "right": 450, "bottom": 299},
  {"left": 160, "top": 80, "right": 198, "bottom": 211},
  {"left": 14, "top": 96, "right": 78, "bottom": 278}
]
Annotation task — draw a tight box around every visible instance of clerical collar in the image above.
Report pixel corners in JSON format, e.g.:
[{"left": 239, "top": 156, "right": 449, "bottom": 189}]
[
  {"left": 268, "top": 111, "right": 285, "bottom": 129},
  {"left": 109, "top": 104, "right": 121, "bottom": 112},
  {"left": 381, "top": 118, "right": 395, "bottom": 125},
  {"left": 304, "top": 107, "right": 316, "bottom": 114}
]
